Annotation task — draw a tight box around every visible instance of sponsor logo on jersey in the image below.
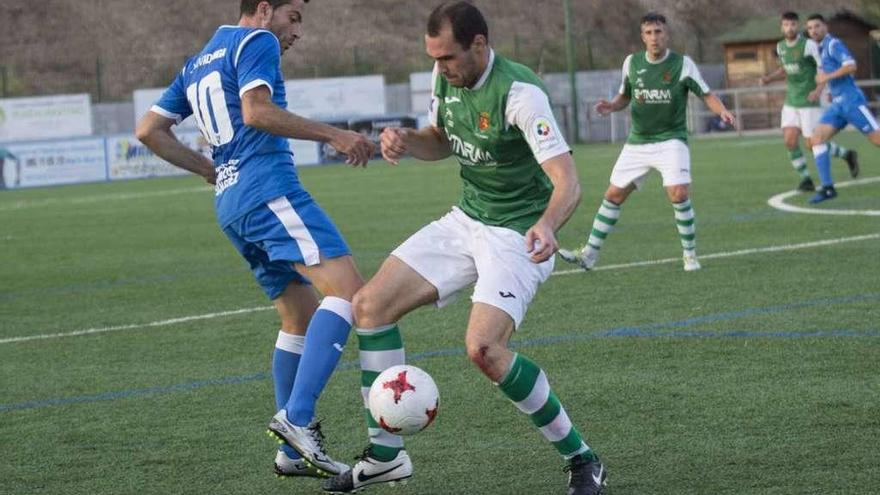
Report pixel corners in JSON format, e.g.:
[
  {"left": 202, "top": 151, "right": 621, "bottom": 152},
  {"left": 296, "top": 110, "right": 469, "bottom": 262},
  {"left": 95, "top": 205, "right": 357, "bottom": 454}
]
[
  {"left": 191, "top": 48, "right": 227, "bottom": 72},
  {"left": 215, "top": 160, "right": 240, "bottom": 196},
  {"left": 448, "top": 132, "right": 495, "bottom": 166},
  {"left": 784, "top": 63, "right": 801, "bottom": 74},
  {"left": 478, "top": 112, "right": 490, "bottom": 131},
  {"left": 633, "top": 88, "right": 673, "bottom": 104},
  {"left": 444, "top": 96, "right": 462, "bottom": 104},
  {"left": 445, "top": 107, "right": 454, "bottom": 128}
]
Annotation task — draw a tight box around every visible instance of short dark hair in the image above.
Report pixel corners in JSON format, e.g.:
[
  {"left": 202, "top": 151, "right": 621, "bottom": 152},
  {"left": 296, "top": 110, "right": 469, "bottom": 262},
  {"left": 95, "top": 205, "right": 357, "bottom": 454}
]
[
  {"left": 806, "top": 13, "right": 826, "bottom": 23},
  {"left": 240, "top": 0, "right": 307, "bottom": 17},
  {"left": 781, "top": 11, "right": 799, "bottom": 21},
  {"left": 427, "top": 1, "right": 489, "bottom": 50},
  {"left": 640, "top": 12, "right": 667, "bottom": 26}
]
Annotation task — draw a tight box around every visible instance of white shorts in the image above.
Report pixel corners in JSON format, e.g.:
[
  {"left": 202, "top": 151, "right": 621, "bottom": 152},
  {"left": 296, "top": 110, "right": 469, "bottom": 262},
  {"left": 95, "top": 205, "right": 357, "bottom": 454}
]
[
  {"left": 781, "top": 105, "right": 823, "bottom": 137},
  {"left": 391, "top": 207, "right": 554, "bottom": 329},
  {"left": 609, "top": 139, "right": 691, "bottom": 190}
]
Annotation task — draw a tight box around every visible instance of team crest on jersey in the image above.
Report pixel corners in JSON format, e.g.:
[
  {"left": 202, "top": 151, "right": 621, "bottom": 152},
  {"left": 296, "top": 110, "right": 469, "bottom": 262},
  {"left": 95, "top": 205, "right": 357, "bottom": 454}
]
[
  {"left": 662, "top": 71, "right": 672, "bottom": 83},
  {"left": 478, "top": 112, "right": 490, "bottom": 131}
]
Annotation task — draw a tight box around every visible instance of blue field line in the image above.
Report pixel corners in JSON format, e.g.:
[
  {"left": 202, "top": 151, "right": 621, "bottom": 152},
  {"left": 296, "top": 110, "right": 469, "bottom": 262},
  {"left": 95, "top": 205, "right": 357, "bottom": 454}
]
[{"left": 2, "top": 293, "right": 878, "bottom": 414}]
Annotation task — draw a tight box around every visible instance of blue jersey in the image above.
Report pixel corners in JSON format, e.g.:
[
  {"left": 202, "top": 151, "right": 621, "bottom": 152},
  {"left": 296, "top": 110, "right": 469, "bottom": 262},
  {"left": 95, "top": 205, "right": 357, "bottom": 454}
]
[
  {"left": 818, "top": 34, "right": 866, "bottom": 107},
  {"left": 153, "top": 26, "right": 301, "bottom": 227}
]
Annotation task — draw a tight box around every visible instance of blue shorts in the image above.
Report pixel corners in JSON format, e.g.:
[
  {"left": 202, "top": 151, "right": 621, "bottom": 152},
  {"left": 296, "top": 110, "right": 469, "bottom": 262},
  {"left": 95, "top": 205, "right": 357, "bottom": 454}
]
[
  {"left": 222, "top": 189, "right": 351, "bottom": 300},
  {"left": 820, "top": 102, "right": 880, "bottom": 134}
]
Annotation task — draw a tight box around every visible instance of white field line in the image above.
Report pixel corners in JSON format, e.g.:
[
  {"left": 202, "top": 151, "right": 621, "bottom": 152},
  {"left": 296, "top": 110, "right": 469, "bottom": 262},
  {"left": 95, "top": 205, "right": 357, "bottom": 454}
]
[
  {"left": 767, "top": 176, "right": 880, "bottom": 217},
  {"left": 0, "top": 186, "right": 209, "bottom": 212},
  {"left": 3, "top": 232, "right": 879, "bottom": 345}
]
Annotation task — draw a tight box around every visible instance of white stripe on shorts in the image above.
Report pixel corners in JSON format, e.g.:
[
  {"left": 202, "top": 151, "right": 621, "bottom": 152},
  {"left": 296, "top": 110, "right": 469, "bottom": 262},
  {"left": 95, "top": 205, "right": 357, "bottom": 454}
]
[
  {"left": 266, "top": 196, "right": 321, "bottom": 266},
  {"left": 858, "top": 105, "right": 880, "bottom": 132}
]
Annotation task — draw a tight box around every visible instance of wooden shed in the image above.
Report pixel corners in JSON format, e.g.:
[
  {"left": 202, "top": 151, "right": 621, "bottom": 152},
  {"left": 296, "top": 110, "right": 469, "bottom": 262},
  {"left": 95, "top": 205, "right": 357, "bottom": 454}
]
[{"left": 717, "top": 9, "right": 877, "bottom": 130}]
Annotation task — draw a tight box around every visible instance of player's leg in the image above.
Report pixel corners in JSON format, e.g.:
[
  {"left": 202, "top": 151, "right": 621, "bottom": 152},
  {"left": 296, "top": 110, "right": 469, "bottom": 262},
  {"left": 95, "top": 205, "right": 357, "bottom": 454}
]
[
  {"left": 468, "top": 229, "right": 605, "bottom": 494},
  {"left": 781, "top": 106, "right": 814, "bottom": 191},
  {"left": 809, "top": 120, "right": 843, "bottom": 204},
  {"left": 559, "top": 144, "right": 645, "bottom": 270},
  {"left": 851, "top": 103, "right": 880, "bottom": 146},
  {"left": 655, "top": 140, "right": 699, "bottom": 271},
  {"left": 804, "top": 106, "right": 860, "bottom": 179}
]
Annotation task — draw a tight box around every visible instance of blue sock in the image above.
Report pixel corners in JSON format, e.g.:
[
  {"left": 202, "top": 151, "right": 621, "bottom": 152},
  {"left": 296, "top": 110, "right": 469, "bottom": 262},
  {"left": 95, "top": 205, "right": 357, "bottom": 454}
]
[
  {"left": 273, "top": 331, "right": 304, "bottom": 459},
  {"left": 286, "top": 297, "right": 353, "bottom": 426},
  {"left": 812, "top": 143, "right": 833, "bottom": 187}
]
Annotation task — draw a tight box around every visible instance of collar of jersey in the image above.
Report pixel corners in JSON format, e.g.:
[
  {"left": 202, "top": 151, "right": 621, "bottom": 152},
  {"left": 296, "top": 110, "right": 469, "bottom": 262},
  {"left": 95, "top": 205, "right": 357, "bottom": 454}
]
[
  {"left": 467, "top": 49, "right": 495, "bottom": 91},
  {"left": 644, "top": 49, "right": 670, "bottom": 65},
  {"left": 784, "top": 35, "right": 803, "bottom": 47}
]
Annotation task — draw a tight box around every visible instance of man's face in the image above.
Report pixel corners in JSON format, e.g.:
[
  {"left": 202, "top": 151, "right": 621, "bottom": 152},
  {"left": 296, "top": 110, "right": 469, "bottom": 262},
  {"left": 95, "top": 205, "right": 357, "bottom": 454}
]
[
  {"left": 265, "top": 0, "right": 304, "bottom": 53},
  {"left": 781, "top": 19, "right": 799, "bottom": 40},
  {"left": 806, "top": 19, "right": 827, "bottom": 42},
  {"left": 425, "top": 24, "right": 487, "bottom": 88},
  {"left": 640, "top": 22, "right": 668, "bottom": 57}
]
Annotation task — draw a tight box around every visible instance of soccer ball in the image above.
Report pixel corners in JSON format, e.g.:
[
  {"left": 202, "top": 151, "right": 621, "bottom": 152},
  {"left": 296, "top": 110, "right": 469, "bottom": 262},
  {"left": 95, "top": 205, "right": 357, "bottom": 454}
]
[{"left": 368, "top": 364, "right": 439, "bottom": 436}]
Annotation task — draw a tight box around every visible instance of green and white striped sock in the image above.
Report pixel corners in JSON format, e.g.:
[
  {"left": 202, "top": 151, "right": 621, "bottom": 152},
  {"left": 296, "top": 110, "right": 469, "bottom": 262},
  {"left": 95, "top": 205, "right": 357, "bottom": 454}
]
[
  {"left": 357, "top": 324, "right": 405, "bottom": 461},
  {"left": 827, "top": 141, "right": 848, "bottom": 158},
  {"left": 673, "top": 199, "right": 696, "bottom": 256},
  {"left": 788, "top": 148, "right": 810, "bottom": 179},
  {"left": 586, "top": 199, "right": 621, "bottom": 252},
  {"left": 498, "top": 353, "right": 594, "bottom": 460}
]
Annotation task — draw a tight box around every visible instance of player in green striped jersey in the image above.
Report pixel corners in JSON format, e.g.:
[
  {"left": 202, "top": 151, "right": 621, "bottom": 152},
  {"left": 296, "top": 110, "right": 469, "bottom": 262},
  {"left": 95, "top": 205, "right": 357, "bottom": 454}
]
[
  {"left": 560, "top": 12, "right": 735, "bottom": 272},
  {"left": 759, "top": 11, "right": 858, "bottom": 192},
  {"left": 322, "top": 3, "right": 605, "bottom": 495}
]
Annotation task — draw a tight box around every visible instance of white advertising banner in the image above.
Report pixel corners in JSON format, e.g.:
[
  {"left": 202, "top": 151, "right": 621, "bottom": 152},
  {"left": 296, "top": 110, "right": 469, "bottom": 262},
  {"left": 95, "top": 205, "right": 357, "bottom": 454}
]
[
  {"left": 107, "top": 131, "right": 208, "bottom": 180},
  {"left": 285, "top": 75, "right": 386, "bottom": 119},
  {"left": 0, "top": 94, "right": 93, "bottom": 142},
  {"left": 2, "top": 138, "right": 105, "bottom": 189},
  {"left": 133, "top": 88, "right": 198, "bottom": 131},
  {"left": 290, "top": 139, "right": 321, "bottom": 167}
]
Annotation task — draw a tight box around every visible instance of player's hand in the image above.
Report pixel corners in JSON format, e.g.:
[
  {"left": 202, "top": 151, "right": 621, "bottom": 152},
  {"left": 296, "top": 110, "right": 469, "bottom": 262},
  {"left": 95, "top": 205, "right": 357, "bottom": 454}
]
[
  {"left": 594, "top": 99, "right": 614, "bottom": 117},
  {"left": 203, "top": 170, "right": 216, "bottom": 185},
  {"left": 330, "top": 130, "right": 375, "bottom": 167},
  {"left": 719, "top": 110, "right": 736, "bottom": 128},
  {"left": 524, "top": 221, "right": 558, "bottom": 264},
  {"left": 380, "top": 127, "right": 409, "bottom": 165},
  {"left": 758, "top": 76, "right": 768, "bottom": 86},
  {"left": 807, "top": 89, "right": 821, "bottom": 102}
]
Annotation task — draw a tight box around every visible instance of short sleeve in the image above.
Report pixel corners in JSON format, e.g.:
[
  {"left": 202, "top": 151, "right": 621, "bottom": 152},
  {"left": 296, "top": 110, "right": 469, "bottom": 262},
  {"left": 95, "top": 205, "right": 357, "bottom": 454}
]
[
  {"left": 428, "top": 63, "right": 441, "bottom": 128},
  {"left": 619, "top": 54, "right": 633, "bottom": 97},
  {"left": 235, "top": 30, "right": 281, "bottom": 97},
  {"left": 151, "top": 69, "right": 192, "bottom": 124},
  {"left": 681, "top": 56, "right": 710, "bottom": 97},
  {"left": 805, "top": 39, "right": 821, "bottom": 64},
  {"left": 505, "top": 81, "right": 571, "bottom": 164},
  {"left": 830, "top": 39, "right": 855, "bottom": 66}
]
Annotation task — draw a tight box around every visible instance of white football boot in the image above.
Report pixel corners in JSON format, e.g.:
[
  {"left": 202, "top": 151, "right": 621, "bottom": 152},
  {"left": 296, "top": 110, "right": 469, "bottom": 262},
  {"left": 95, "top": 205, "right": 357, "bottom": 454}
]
[
  {"left": 682, "top": 252, "right": 701, "bottom": 272},
  {"left": 322, "top": 449, "right": 413, "bottom": 493},
  {"left": 267, "top": 410, "right": 349, "bottom": 476},
  {"left": 558, "top": 246, "right": 599, "bottom": 271},
  {"left": 274, "top": 449, "right": 326, "bottom": 478}
]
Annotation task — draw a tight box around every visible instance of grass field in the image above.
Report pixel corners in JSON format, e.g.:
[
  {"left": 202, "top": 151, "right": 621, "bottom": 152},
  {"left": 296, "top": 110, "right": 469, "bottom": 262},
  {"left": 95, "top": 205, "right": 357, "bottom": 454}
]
[{"left": 2, "top": 134, "right": 878, "bottom": 495}]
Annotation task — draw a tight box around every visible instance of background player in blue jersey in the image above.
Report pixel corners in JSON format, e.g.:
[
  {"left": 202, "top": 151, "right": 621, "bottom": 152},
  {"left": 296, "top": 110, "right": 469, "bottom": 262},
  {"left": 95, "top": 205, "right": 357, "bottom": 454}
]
[
  {"left": 135, "top": 0, "right": 375, "bottom": 480},
  {"left": 806, "top": 14, "right": 879, "bottom": 204}
]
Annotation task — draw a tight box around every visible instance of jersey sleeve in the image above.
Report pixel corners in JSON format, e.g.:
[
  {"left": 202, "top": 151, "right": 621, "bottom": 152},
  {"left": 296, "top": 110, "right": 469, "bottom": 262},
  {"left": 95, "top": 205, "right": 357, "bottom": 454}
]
[
  {"left": 151, "top": 69, "right": 192, "bottom": 124},
  {"left": 805, "top": 39, "right": 821, "bottom": 64},
  {"left": 681, "top": 56, "right": 710, "bottom": 97},
  {"left": 505, "top": 82, "right": 571, "bottom": 164},
  {"left": 619, "top": 54, "right": 633, "bottom": 97},
  {"left": 829, "top": 38, "right": 856, "bottom": 66},
  {"left": 428, "top": 63, "right": 441, "bottom": 128},
  {"left": 235, "top": 30, "right": 281, "bottom": 97}
]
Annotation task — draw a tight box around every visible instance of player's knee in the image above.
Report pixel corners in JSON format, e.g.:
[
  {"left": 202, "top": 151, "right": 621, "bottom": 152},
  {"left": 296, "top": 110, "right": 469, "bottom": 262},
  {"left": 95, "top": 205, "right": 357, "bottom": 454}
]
[
  {"left": 465, "top": 341, "right": 505, "bottom": 379},
  {"left": 352, "top": 289, "right": 382, "bottom": 327}
]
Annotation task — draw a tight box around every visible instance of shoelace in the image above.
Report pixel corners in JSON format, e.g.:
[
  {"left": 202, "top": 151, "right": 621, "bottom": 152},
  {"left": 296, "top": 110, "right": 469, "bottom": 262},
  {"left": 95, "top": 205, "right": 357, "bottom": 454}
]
[
  {"left": 308, "top": 420, "right": 328, "bottom": 453},
  {"left": 562, "top": 459, "right": 588, "bottom": 485},
  {"left": 354, "top": 447, "right": 376, "bottom": 465}
]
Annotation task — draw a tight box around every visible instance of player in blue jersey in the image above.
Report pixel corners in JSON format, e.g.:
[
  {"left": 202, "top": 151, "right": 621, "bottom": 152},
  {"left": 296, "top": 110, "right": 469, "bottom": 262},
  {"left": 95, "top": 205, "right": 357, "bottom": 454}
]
[
  {"left": 805, "top": 14, "right": 879, "bottom": 204},
  {"left": 135, "top": 0, "right": 375, "bottom": 480}
]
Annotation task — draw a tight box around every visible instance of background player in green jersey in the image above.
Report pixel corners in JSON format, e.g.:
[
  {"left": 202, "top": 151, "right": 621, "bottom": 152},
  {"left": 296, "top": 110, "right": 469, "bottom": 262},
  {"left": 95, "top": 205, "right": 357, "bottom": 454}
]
[
  {"left": 559, "top": 12, "right": 735, "bottom": 272},
  {"left": 759, "top": 11, "right": 858, "bottom": 192},
  {"left": 321, "top": 3, "right": 606, "bottom": 495}
]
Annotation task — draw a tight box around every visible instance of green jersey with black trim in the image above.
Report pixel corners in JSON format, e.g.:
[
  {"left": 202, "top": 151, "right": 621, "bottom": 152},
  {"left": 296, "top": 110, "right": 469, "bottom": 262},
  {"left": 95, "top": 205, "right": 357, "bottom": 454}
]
[
  {"left": 430, "top": 51, "right": 570, "bottom": 235},
  {"left": 620, "top": 50, "right": 710, "bottom": 144},
  {"left": 776, "top": 36, "right": 821, "bottom": 108}
]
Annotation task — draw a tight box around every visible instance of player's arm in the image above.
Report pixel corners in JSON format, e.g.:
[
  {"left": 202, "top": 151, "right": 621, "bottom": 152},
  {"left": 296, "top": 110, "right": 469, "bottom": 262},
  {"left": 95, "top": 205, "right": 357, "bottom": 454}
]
[
  {"left": 241, "top": 88, "right": 374, "bottom": 166},
  {"left": 759, "top": 67, "right": 786, "bottom": 85},
  {"left": 136, "top": 112, "right": 216, "bottom": 184},
  {"left": 526, "top": 152, "right": 581, "bottom": 263},
  {"left": 702, "top": 93, "right": 736, "bottom": 127},
  {"left": 816, "top": 63, "right": 856, "bottom": 84},
  {"left": 379, "top": 126, "right": 451, "bottom": 165},
  {"left": 595, "top": 93, "right": 631, "bottom": 116},
  {"left": 817, "top": 39, "right": 857, "bottom": 85}
]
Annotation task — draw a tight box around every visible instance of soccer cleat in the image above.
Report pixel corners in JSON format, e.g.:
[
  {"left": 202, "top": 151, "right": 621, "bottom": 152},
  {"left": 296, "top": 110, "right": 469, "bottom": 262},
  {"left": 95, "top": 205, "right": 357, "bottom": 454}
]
[
  {"left": 683, "top": 253, "right": 701, "bottom": 272},
  {"left": 274, "top": 449, "right": 330, "bottom": 479},
  {"left": 808, "top": 186, "right": 837, "bottom": 204},
  {"left": 322, "top": 448, "right": 413, "bottom": 493},
  {"left": 267, "top": 410, "right": 349, "bottom": 476},
  {"left": 564, "top": 454, "right": 607, "bottom": 495},
  {"left": 558, "top": 246, "right": 598, "bottom": 271},
  {"left": 844, "top": 150, "right": 859, "bottom": 178},
  {"left": 796, "top": 177, "right": 816, "bottom": 193}
]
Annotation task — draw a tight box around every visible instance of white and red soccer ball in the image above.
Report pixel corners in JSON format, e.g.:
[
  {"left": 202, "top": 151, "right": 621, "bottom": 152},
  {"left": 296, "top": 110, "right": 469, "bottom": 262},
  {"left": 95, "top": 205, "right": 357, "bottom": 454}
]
[{"left": 368, "top": 365, "right": 439, "bottom": 436}]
